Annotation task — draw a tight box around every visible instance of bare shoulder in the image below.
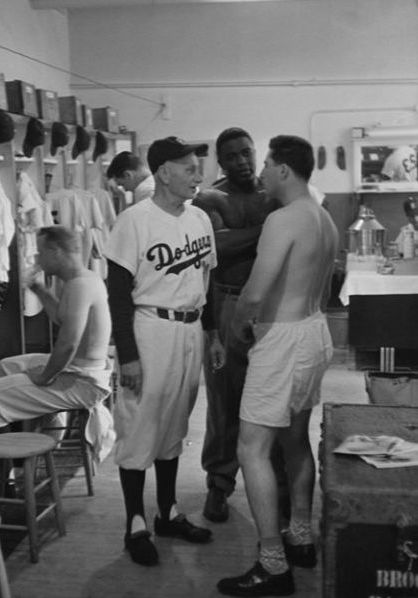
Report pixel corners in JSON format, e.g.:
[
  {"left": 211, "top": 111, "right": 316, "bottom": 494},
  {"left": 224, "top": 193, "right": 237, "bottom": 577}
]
[
  {"left": 63, "top": 272, "right": 106, "bottom": 298},
  {"left": 193, "top": 188, "right": 229, "bottom": 212}
]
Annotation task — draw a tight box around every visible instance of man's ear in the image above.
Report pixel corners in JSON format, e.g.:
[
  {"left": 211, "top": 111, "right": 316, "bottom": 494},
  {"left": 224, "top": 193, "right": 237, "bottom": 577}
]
[
  {"left": 279, "top": 163, "right": 290, "bottom": 179},
  {"left": 157, "top": 164, "right": 170, "bottom": 185}
]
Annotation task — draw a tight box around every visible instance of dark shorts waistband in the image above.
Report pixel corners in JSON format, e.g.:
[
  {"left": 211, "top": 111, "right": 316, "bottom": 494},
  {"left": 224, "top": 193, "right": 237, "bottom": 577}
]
[{"left": 215, "top": 283, "right": 242, "bottom": 296}]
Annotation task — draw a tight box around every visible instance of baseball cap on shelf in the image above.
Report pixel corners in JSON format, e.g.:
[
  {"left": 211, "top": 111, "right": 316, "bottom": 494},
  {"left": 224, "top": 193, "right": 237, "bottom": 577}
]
[
  {"left": 22, "top": 118, "right": 45, "bottom": 158},
  {"left": 71, "top": 125, "right": 91, "bottom": 159},
  {"left": 92, "top": 131, "right": 108, "bottom": 162},
  {"left": 50, "top": 122, "right": 69, "bottom": 156},
  {"left": 0, "top": 110, "right": 15, "bottom": 144},
  {"left": 147, "top": 136, "right": 208, "bottom": 174}
]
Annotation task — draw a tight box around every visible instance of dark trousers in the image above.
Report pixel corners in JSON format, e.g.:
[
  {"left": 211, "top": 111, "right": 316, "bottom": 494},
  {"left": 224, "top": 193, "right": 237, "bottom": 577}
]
[{"left": 201, "top": 289, "right": 289, "bottom": 507}]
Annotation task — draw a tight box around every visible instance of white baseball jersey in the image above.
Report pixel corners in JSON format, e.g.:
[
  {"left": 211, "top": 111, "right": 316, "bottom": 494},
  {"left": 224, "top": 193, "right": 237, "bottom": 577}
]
[
  {"left": 105, "top": 197, "right": 217, "bottom": 469},
  {"left": 105, "top": 197, "right": 217, "bottom": 310}
]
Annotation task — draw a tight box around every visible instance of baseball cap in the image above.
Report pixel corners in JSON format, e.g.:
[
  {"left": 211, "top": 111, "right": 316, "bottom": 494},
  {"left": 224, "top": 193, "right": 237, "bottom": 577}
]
[
  {"left": 147, "top": 136, "right": 208, "bottom": 174},
  {"left": 0, "top": 110, "right": 15, "bottom": 144},
  {"left": 22, "top": 118, "right": 45, "bottom": 158},
  {"left": 92, "top": 131, "right": 108, "bottom": 162},
  {"left": 50, "top": 122, "right": 69, "bottom": 156},
  {"left": 72, "top": 125, "right": 91, "bottom": 159}
]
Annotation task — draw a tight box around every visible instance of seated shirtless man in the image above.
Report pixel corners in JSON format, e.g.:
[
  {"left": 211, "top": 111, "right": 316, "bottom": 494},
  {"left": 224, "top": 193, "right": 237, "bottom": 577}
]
[
  {"left": 0, "top": 226, "right": 112, "bottom": 431},
  {"left": 218, "top": 135, "right": 339, "bottom": 597}
]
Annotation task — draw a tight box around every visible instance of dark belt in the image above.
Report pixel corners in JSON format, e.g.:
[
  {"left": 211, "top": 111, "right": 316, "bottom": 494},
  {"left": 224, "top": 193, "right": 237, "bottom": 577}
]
[
  {"left": 215, "top": 283, "right": 242, "bottom": 296},
  {"left": 156, "top": 307, "right": 200, "bottom": 323}
]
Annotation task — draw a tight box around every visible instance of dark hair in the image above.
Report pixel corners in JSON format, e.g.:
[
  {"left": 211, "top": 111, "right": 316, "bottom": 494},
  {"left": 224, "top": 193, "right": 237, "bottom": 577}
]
[
  {"left": 38, "top": 226, "right": 81, "bottom": 254},
  {"left": 106, "top": 151, "right": 141, "bottom": 179},
  {"left": 215, "top": 127, "right": 253, "bottom": 158},
  {"left": 268, "top": 135, "right": 314, "bottom": 181}
]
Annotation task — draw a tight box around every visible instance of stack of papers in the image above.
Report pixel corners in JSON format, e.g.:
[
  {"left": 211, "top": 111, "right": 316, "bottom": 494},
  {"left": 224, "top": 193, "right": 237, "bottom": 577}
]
[{"left": 334, "top": 435, "right": 418, "bottom": 469}]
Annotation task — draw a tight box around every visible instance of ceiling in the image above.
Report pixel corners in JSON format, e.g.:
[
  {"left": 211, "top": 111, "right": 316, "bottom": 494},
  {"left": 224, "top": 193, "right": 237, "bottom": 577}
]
[{"left": 31, "top": 0, "right": 285, "bottom": 8}]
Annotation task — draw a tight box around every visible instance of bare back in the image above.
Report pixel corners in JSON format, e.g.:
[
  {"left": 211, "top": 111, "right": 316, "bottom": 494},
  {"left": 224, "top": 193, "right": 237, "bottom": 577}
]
[
  {"left": 57, "top": 270, "right": 112, "bottom": 366},
  {"left": 252, "top": 196, "right": 339, "bottom": 323}
]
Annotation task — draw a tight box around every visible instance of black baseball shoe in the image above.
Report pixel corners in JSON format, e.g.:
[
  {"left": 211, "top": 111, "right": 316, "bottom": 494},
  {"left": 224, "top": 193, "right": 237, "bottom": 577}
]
[
  {"left": 283, "top": 540, "right": 317, "bottom": 568},
  {"left": 203, "top": 487, "right": 229, "bottom": 523},
  {"left": 154, "top": 513, "right": 212, "bottom": 543},
  {"left": 124, "top": 530, "right": 159, "bottom": 566},
  {"left": 217, "top": 561, "right": 295, "bottom": 596}
]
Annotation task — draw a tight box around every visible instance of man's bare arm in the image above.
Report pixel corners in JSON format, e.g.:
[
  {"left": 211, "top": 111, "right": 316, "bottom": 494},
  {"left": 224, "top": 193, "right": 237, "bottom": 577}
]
[
  {"left": 193, "top": 194, "right": 261, "bottom": 257},
  {"left": 232, "top": 213, "right": 293, "bottom": 336},
  {"left": 34, "top": 280, "right": 91, "bottom": 384},
  {"left": 28, "top": 281, "right": 60, "bottom": 324}
]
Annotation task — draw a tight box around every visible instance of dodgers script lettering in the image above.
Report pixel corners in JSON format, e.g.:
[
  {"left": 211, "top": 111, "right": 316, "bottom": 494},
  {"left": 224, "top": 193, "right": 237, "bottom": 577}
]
[{"left": 146, "top": 234, "right": 212, "bottom": 275}]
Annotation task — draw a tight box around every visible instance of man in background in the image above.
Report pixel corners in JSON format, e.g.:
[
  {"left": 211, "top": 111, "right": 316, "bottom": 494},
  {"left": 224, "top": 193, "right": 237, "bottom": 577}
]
[
  {"left": 218, "top": 135, "right": 338, "bottom": 597},
  {"left": 193, "top": 127, "right": 283, "bottom": 524},
  {"left": 396, "top": 196, "right": 418, "bottom": 256},
  {"left": 106, "top": 150, "right": 155, "bottom": 205},
  {"left": 0, "top": 226, "right": 112, "bottom": 430}
]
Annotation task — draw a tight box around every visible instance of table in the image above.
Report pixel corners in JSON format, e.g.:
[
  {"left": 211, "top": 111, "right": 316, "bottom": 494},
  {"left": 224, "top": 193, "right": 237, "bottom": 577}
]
[
  {"left": 339, "top": 271, "right": 418, "bottom": 307},
  {"left": 338, "top": 271, "right": 418, "bottom": 369}
]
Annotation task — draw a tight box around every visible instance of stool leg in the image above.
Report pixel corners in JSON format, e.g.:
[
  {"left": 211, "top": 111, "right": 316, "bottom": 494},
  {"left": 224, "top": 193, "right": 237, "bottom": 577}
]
[
  {"left": 79, "top": 413, "right": 94, "bottom": 496},
  {"left": 0, "top": 539, "right": 11, "bottom": 598},
  {"left": 44, "top": 451, "right": 66, "bottom": 537},
  {"left": 23, "top": 456, "right": 39, "bottom": 564}
]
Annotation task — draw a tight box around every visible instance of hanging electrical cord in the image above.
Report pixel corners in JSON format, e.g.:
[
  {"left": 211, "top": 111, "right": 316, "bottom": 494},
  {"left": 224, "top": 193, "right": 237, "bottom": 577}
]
[{"left": 0, "top": 42, "right": 164, "bottom": 108}]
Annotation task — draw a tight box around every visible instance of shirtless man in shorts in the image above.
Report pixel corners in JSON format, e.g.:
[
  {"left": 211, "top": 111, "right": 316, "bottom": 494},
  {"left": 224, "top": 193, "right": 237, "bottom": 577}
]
[
  {"left": 218, "top": 135, "right": 338, "bottom": 597},
  {"left": 193, "top": 128, "right": 281, "bottom": 523},
  {"left": 0, "top": 226, "right": 112, "bottom": 428}
]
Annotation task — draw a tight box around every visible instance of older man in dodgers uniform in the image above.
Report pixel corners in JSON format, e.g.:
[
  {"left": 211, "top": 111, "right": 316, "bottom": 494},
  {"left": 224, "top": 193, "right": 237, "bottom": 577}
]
[{"left": 105, "top": 137, "right": 224, "bottom": 567}]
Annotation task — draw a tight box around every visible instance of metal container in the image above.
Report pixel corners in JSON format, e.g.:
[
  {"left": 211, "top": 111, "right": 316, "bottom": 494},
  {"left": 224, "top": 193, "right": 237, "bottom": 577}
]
[{"left": 347, "top": 205, "right": 387, "bottom": 255}]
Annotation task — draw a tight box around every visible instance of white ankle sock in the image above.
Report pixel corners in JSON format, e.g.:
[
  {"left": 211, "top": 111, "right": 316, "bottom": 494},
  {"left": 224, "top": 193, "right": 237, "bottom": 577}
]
[
  {"left": 131, "top": 514, "right": 147, "bottom": 535},
  {"left": 286, "top": 519, "right": 313, "bottom": 545},
  {"left": 259, "top": 545, "right": 288, "bottom": 575},
  {"left": 166, "top": 504, "right": 179, "bottom": 520}
]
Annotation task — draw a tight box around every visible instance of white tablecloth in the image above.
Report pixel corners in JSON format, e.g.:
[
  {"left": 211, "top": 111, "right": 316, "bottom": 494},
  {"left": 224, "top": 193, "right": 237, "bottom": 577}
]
[{"left": 339, "top": 271, "right": 418, "bottom": 306}]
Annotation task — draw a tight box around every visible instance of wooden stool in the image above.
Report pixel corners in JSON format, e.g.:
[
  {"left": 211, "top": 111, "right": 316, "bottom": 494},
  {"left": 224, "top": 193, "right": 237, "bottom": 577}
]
[
  {"left": 0, "top": 432, "right": 66, "bottom": 563},
  {"left": 0, "top": 516, "right": 11, "bottom": 598},
  {"left": 40, "top": 409, "right": 95, "bottom": 496}
]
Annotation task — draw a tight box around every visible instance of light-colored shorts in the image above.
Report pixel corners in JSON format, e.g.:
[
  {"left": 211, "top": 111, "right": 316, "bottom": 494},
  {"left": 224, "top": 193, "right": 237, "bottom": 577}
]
[{"left": 240, "top": 311, "right": 333, "bottom": 427}]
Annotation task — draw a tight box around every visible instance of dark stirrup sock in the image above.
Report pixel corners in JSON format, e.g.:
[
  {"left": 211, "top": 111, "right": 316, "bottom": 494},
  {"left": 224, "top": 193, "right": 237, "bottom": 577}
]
[
  {"left": 119, "top": 467, "right": 146, "bottom": 535},
  {"left": 154, "top": 457, "right": 179, "bottom": 521}
]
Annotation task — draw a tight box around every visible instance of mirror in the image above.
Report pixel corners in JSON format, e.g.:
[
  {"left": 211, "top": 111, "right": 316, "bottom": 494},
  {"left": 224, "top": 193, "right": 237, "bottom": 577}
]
[{"left": 353, "top": 136, "right": 418, "bottom": 192}]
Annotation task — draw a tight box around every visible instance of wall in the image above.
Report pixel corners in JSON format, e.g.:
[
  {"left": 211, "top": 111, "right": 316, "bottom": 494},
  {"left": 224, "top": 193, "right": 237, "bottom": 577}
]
[
  {"left": 67, "top": 0, "right": 418, "bottom": 193},
  {"left": 0, "top": 0, "right": 71, "bottom": 94}
]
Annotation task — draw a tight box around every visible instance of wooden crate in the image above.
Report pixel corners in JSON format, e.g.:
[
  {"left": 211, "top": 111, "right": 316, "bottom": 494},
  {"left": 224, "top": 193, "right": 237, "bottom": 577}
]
[
  {"left": 92, "top": 106, "right": 119, "bottom": 133},
  {"left": 320, "top": 403, "right": 418, "bottom": 598},
  {"left": 58, "top": 95, "right": 82, "bottom": 125},
  {"left": 5, "top": 80, "right": 38, "bottom": 117},
  {"left": 0, "top": 74, "right": 7, "bottom": 110},
  {"left": 36, "top": 89, "right": 59, "bottom": 121}
]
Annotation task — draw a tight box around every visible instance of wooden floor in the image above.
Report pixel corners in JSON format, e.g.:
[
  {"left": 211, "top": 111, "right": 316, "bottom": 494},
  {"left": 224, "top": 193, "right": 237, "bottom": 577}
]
[{"left": 4, "top": 351, "right": 367, "bottom": 598}]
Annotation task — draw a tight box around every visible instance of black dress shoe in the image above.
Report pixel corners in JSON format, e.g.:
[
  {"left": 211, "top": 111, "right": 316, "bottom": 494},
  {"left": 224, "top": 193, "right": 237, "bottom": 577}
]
[
  {"left": 154, "top": 514, "right": 212, "bottom": 543},
  {"left": 203, "top": 487, "right": 229, "bottom": 523},
  {"left": 217, "top": 561, "right": 295, "bottom": 597},
  {"left": 283, "top": 540, "right": 317, "bottom": 568},
  {"left": 125, "top": 530, "right": 159, "bottom": 566}
]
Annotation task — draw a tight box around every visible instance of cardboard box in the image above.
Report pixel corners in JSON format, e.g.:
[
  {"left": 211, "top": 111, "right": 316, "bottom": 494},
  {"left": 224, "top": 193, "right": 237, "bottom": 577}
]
[
  {"left": 320, "top": 403, "right": 418, "bottom": 598},
  {"left": 6, "top": 80, "right": 38, "bottom": 117},
  {"left": 82, "top": 104, "right": 93, "bottom": 128},
  {"left": 36, "top": 89, "right": 59, "bottom": 121},
  {"left": 0, "top": 74, "right": 7, "bottom": 111},
  {"left": 58, "top": 96, "right": 82, "bottom": 125},
  {"left": 92, "top": 106, "right": 119, "bottom": 133}
]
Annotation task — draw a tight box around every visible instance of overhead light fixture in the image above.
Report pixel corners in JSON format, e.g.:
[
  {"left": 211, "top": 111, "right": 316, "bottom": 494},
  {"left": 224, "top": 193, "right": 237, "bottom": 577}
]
[{"left": 363, "top": 125, "right": 418, "bottom": 139}]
